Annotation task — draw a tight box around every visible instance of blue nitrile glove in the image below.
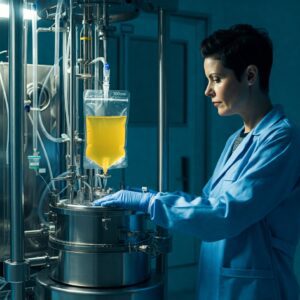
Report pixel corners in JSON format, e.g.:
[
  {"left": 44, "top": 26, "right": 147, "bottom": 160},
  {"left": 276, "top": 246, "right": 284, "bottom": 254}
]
[{"left": 93, "top": 189, "right": 157, "bottom": 212}]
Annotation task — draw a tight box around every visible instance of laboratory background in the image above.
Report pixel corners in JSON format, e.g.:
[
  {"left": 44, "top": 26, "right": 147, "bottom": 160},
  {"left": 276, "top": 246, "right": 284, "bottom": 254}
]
[{"left": 0, "top": 0, "right": 299, "bottom": 299}]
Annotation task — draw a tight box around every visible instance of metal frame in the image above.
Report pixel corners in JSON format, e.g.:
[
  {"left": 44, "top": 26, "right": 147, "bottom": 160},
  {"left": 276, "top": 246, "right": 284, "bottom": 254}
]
[{"left": 1, "top": 3, "right": 212, "bottom": 300}]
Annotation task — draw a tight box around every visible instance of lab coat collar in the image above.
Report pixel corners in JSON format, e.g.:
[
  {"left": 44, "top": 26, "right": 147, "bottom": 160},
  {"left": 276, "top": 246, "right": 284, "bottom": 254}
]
[
  {"left": 210, "top": 105, "right": 285, "bottom": 190},
  {"left": 211, "top": 130, "right": 253, "bottom": 189},
  {"left": 251, "top": 104, "right": 285, "bottom": 136}
]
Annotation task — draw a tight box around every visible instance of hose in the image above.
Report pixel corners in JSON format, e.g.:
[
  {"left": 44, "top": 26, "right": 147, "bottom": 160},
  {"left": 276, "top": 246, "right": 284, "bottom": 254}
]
[{"left": 0, "top": 62, "right": 9, "bottom": 164}]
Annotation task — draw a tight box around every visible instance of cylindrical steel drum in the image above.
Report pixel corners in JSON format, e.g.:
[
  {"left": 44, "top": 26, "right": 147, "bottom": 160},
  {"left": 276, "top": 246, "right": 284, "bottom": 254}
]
[{"left": 49, "top": 200, "right": 150, "bottom": 288}]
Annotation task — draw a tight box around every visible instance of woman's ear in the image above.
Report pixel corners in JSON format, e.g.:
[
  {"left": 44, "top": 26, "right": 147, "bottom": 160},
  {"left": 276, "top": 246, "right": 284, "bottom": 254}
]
[{"left": 246, "top": 65, "right": 258, "bottom": 86}]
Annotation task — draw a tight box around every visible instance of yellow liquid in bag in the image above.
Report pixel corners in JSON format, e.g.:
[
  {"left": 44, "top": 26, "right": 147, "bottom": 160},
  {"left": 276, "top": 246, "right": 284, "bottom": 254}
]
[{"left": 85, "top": 116, "right": 127, "bottom": 174}]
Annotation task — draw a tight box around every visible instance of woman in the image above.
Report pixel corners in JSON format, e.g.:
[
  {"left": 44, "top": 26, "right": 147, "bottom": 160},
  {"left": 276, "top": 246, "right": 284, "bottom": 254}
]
[{"left": 94, "top": 24, "right": 300, "bottom": 300}]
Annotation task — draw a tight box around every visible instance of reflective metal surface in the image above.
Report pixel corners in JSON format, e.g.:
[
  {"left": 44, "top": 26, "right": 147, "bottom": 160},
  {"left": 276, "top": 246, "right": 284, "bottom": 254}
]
[
  {"left": 51, "top": 251, "right": 150, "bottom": 287},
  {"left": 35, "top": 269, "right": 164, "bottom": 300},
  {"left": 35, "top": 0, "right": 178, "bottom": 20},
  {"left": 49, "top": 201, "right": 151, "bottom": 287},
  {"left": 0, "top": 63, "right": 56, "bottom": 261},
  {"left": 1, "top": 1, "right": 171, "bottom": 297}
]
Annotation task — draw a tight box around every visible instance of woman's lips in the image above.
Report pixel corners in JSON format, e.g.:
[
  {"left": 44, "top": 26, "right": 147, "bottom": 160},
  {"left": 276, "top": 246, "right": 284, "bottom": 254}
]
[{"left": 212, "top": 101, "right": 222, "bottom": 107}]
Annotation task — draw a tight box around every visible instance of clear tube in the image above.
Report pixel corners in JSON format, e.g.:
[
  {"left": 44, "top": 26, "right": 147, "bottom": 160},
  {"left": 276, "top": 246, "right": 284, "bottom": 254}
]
[
  {"left": 54, "top": 0, "right": 63, "bottom": 93},
  {"left": 89, "top": 57, "right": 110, "bottom": 97},
  {"left": 27, "top": 54, "right": 68, "bottom": 144},
  {"left": 31, "top": 3, "right": 38, "bottom": 154},
  {"left": 83, "top": 180, "right": 93, "bottom": 202},
  {"left": 0, "top": 62, "right": 9, "bottom": 165},
  {"left": 26, "top": 56, "right": 66, "bottom": 144},
  {"left": 63, "top": 31, "right": 71, "bottom": 136},
  {"left": 94, "top": 5, "right": 100, "bottom": 89},
  {"left": 38, "top": 184, "right": 51, "bottom": 225},
  {"left": 103, "top": 62, "right": 110, "bottom": 98},
  {"left": 38, "top": 112, "right": 64, "bottom": 143},
  {"left": 24, "top": 18, "right": 29, "bottom": 153},
  {"left": 28, "top": 113, "right": 55, "bottom": 187},
  {"left": 37, "top": 172, "right": 69, "bottom": 225}
]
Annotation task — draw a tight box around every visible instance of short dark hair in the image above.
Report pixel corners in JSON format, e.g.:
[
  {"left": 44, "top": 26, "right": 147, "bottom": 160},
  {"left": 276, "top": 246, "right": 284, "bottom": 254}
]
[{"left": 201, "top": 24, "right": 273, "bottom": 93}]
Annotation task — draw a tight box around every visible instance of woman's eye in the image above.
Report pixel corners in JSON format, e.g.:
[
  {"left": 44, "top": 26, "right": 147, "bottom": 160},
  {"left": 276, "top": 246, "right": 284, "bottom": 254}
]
[{"left": 212, "top": 77, "right": 221, "bottom": 83}]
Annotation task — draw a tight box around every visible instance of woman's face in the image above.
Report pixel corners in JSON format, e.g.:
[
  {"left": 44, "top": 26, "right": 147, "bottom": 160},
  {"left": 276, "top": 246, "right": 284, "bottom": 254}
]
[{"left": 204, "top": 57, "right": 249, "bottom": 117}]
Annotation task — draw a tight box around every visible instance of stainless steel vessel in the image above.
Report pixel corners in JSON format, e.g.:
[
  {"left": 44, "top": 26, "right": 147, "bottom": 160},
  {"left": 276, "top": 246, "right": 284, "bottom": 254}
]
[
  {"left": 49, "top": 201, "right": 151, "bottom": 287},
  {"left": 35, "top": 269, "right": 164, "bottom": 300},
  {"left": 35, "top": 200, "right": 165, "bottom": 300}
]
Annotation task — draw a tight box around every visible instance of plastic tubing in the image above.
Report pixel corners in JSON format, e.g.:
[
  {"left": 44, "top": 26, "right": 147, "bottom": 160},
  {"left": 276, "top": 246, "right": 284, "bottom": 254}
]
[
  {"left": 94, "top": 6, "right": 100, "bottom": 90},
  {"left": 82, "top": 180, "right": 93, "bottom": 201},
  {"left": 28, "top": 57, "right": 65, "bottom": 143},
  {"left": 103, "top": 62, "right": 110, "bottom": 98},
  {"left": 0, "top": 62, "right": 9, "bottom": 165},
  {"left": 37, "top": 182, "right": 51, "bottom": 225},
  {"left": 38, "top": 111, "right": 64, "bottom": 143},
  {"left": 35, "top": 56, "right": 68, "bottom": 143},
  {"left": 89, "top": 57, "right": 110, "bottom": 97},
  {"left": 63, "top": 31, "right": 71, "bottom": 136},
  {"left": 28, "top": 113, "right": 55, "bottom": 187},
  {"left": 37, "top": 172, "right": 69, "bottom": 225},
  {"left": 31, "top": 3, "right": 38, "bottom": 153},
  {"left": 36, "top": 58, "right": 65, "bottom": 143},
  {"left": 54, "top": 0, "right": 63, "bottom": 93}
]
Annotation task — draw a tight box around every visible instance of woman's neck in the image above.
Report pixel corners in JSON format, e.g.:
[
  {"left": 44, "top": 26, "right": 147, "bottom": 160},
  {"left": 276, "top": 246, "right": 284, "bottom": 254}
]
[{"left": 242, "top": 95, "right": 272, "bottom": 133}]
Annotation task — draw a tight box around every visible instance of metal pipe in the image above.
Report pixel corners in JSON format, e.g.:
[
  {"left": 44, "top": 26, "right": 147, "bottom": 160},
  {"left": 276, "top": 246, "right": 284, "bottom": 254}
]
[
  {"left": 68, "top": 0, "right": 76, "bottom": 202},
  {"left": 25, "top": 228, "right": 48, "bottom": 239},
  {"left": 27, "top": 255, "right": 59, "bottom": 267},
  {"left": 7, "top": 0, "right": 26, "bottom": 298},
  {"left": 81, "top": 5, "right": 93, "bottom": 88},
  {"left": 80, "top": 5, "right": 93, "bottom": 191},
  {"left": 94, "top": 4, "right": 100, "bottom": 90},
  {"left": 157, "top": 10, "right": 168, "bottom": 194},
  {"left": 156, "top": 7, "right": 169, "bottom": 278},
  {"left": 102, "top": 0, "right": 108, "bottom": 62},
  {"left": 23, "top": 19, "right": 28, "bottom": 153}
]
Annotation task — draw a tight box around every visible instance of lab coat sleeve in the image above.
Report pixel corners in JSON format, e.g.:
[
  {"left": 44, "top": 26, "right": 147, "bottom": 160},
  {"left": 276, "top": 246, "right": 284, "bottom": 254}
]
[{"left": 149, "top": 128, "right": 300, "bottom": 241}]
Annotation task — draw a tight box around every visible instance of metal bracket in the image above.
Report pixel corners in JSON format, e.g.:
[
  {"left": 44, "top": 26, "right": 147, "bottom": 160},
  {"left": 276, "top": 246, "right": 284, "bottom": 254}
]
[
  {"left": 3, "top": 259, "right": 30, "bottom": 283},
  {"left": 138, "top": 233, "right": 172, "bottom": 256}
]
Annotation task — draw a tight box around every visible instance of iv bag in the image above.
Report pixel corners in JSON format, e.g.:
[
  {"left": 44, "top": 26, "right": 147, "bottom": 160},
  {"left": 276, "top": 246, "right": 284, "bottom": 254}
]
[{"left": 84, "top": 90, "right": 129, "bottom": 174}]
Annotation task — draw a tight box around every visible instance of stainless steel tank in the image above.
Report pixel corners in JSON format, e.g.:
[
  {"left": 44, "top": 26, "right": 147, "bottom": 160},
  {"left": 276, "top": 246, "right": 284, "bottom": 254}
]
[
  {"left": 49, "top": 200, "right": 151, "bottom": 287},
  {"left": 35, "top": 268, "right": 164, "bottom": 300},
  {"left": 35, "top": 200, "right": 165, "bottom": 299}
]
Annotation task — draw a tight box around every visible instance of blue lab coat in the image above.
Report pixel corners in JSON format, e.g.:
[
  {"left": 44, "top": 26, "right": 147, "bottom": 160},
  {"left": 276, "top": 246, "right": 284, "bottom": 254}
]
[{"left": 149, "top": 105, "right": 300, "bottom": 299}]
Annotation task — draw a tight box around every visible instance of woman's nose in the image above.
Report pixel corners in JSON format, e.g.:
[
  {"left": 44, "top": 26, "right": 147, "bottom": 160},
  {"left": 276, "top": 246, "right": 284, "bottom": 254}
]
[{"left": 204, "top": 83, "right": 215, "bottom": 97}]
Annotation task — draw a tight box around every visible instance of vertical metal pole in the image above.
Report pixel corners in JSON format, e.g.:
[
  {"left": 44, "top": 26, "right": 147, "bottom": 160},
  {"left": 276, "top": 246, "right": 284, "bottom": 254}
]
[
  {"left": 82, "top": 5, "right": 92, "bottom": 90},
  {"left": 69, "top": 0, "right": 76, "bottom": 201},
  {"left": 94, "top": 4, "right": 100, "bottom": 90},
  {"left": 102, "top": 0, "right": 108, "bottom": 63},
  {"left": 157, "top": 11, "right": 168, "bottom": 193},
  {"left": 157, "top": 6, "right": 169, "bottom": 281},
  {"left": 8, "top": 0, "right": 26, "bottom": 298},
  {"left": 81, "top": 6, "right": 93, "bottom": 189}
]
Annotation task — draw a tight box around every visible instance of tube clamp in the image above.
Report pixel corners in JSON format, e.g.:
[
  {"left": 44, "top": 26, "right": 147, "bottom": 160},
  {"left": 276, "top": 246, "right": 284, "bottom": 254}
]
[{"left": 138, "top": 234, "right": 172, "bottom": 256}]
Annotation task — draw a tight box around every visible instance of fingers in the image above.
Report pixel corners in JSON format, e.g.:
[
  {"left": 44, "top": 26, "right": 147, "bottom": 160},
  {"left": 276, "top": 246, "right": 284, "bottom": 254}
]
[
  {"left": 98, "top": 200, "right": 120, "bottom": 207},
  {"left": 92, "top": 190, "right": 126, "bottom": 207},
  {"left": 92, "top": 195, "right": 115, "bottom": 206},
  {"left": 93, "top": 199, "right": 120, "bottom": 207},
  {"left": 93, "top": 199, "right": 107, "bottom": 206}
]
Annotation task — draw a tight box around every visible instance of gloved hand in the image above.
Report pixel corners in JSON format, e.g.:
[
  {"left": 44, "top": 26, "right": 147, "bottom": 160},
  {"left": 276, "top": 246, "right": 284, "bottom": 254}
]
[{"left": 93, "top": 189, "right": 157, "bottom": 212}]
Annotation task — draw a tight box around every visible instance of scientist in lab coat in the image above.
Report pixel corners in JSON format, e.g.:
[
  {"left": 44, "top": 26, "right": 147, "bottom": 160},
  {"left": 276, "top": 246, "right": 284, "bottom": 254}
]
[{"left": 94, "top": 24, "right": 300, "bottom": 300}]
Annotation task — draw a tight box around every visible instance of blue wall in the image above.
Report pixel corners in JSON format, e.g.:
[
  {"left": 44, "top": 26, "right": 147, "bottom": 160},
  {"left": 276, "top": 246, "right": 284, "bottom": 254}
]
[{"left": 179, "top": 0, "right": 300, "bottom": 171}]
